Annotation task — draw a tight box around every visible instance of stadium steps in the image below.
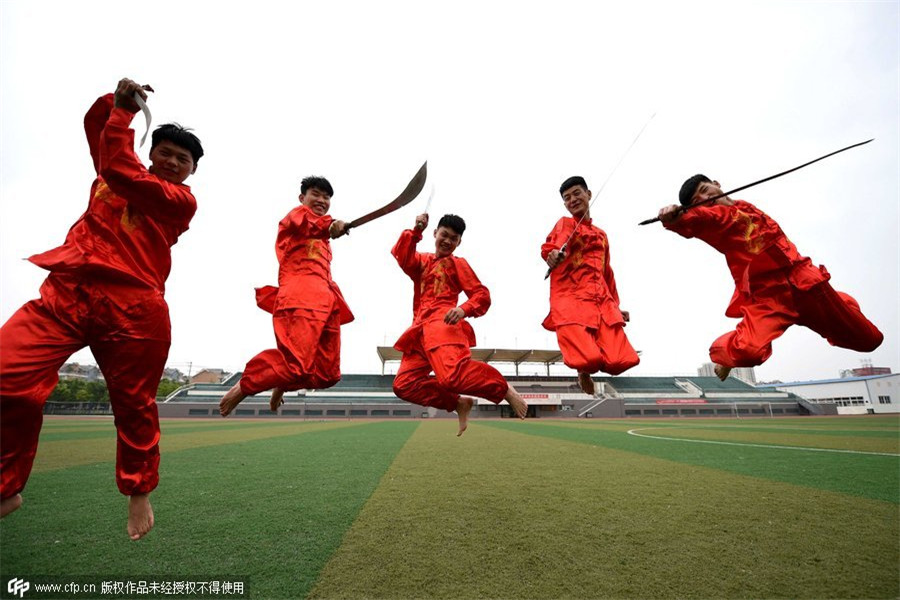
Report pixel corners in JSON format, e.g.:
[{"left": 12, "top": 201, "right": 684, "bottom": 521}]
[{"left": 578, "top": 397, "right": 607, "bottom": 417}]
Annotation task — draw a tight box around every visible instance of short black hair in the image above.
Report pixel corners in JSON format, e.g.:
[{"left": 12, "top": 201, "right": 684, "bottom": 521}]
[
  {"left": 560, "top": 176, "right": 588, "bottom": 195},
  {"left": 437, "top": 214, "right": 466, "bottom": 236},
  {"left": 301, "top": 176, "right": 334, "bottom": 197},
  {"left": 679, "top": 174, "right": 711, "bottom": 206},
  {"left": 151, "top": 123, "right": 203, "bottom": 164}
]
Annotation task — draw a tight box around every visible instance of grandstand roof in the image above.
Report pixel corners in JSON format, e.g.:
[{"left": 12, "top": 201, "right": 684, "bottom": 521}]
[{"left": 377, "top": 346, "right": 563, "bottom": 375}]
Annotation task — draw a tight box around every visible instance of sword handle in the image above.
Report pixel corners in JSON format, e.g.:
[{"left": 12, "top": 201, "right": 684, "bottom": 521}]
[
  {"left": 543, "top": 245, "right": 567, "bottom": 279},
  {"left": 639, "top": 204, "right": 690, "bottom": 226}
]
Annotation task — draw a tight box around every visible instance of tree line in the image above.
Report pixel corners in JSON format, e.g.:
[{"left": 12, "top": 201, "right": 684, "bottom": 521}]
[{"left": 48, "top": 379, "right": 184, "bottom": 403}]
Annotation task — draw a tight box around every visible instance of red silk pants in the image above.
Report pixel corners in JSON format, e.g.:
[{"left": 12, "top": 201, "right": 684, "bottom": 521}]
[
  {"left": 240, "top": 306, "right": 342, "bottom": 395},
  {"left": 710, "top": 278, "right": 883, "bottom": 367},
  {"left": 1, "top": 274, "right": 169, "bottom": 499},
  {"left": 392, "top": 327, "right": 508, "bottom": 413},
  {"left": 556, "top": 322, "right": 640, "bottom": 376}
]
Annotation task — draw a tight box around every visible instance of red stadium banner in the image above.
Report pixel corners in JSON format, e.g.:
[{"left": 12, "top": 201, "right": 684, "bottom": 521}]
[{"left": 655, "top": 399, "right": 708, "bottom": 404}]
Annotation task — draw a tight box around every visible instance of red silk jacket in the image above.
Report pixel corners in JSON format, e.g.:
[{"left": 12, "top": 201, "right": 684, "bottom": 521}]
[
  {"left": 391, "top": 228, "right": 490, "bottom": 351},
  {"left": 255, "top": 204, "right": 353, "bottom": 324},
  {"left": 664, "top": 200, "right": 829, "bottom": 317},
  {"left": 541, "top": 216, "right": 625, "bottom": 331},
  {"left": 29, "top": 94, "right": 196, "bottom": 292}
]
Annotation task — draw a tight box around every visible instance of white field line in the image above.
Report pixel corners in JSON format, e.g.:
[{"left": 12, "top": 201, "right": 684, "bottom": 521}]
[{"left": 626, "top": 428, "right": 900, "bottom": 457}]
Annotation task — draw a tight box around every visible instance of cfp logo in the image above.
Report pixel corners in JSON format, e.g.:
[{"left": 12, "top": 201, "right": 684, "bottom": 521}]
[{"left": 7, "top": 578, "right": 30, "bottom": 598}]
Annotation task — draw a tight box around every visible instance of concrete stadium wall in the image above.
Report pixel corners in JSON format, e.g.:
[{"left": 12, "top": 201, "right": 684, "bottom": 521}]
[
  {"left": 157, "top": 401, "right": 580, "bottom": 419},
  {"left": 622, "top": 402, "right": 805, "bottom": 418},
  {"left": 157, "top": 398, "right": 816, "bottom": 419},
  {"left": 158, "top": 401, "right": 426, "bottom": 419}
]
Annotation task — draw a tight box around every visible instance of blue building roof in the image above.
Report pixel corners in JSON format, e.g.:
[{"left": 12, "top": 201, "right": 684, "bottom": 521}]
[{"left": 757, "top": 373, "right": 896, "bottom": 388}]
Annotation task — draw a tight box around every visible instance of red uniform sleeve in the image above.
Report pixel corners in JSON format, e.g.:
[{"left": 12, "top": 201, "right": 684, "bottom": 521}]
[
  {"left": 456, "top": 258, "right": 491, "bottom": 318},
  {"left": 664, "top": 204, "right": 730, "bottom": 239},
  {"left": 281, "top": 205, "right": 333, "bottom": 239},
  {"left": 84, "top": 94, "right": 115, "bottom": 174},
  {"left": 541, "top": 218, "right": 571, "bottom": 261},
  {"left": 98, "top": 107, "right": 196, "bottom": 225},
  {"left": 392, "top": 229, "right": 424, "bottom": 279}
]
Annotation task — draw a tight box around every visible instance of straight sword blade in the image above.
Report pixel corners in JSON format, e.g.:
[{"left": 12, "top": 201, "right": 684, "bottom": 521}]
[
  {"left": 638, "top": 138, "right": 874, "bottom": 226},
  {"left": 424, "top": 184, "right": 435, "bottom": 214},
  {"left": 545, "top": 113, "right": 656, "bottom": 279}
]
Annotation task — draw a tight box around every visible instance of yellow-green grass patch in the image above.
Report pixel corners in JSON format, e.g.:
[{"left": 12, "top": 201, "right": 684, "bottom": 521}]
[
  {"left": 31, "top": 420, "right": 363, "bottom": 473},
  {"left": 487, "top": 420, "right": 899, "bottom": 503},
  {"left": 36, "top": 418, "right": 300, "bottom": 443},
  {"left": 309, "top": 421, "right": 898, "bottom": 599}
]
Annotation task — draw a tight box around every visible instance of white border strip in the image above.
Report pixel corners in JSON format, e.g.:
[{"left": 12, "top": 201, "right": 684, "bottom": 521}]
[{"left": 626, "top": 428, "right": 899, "bottom": 457}]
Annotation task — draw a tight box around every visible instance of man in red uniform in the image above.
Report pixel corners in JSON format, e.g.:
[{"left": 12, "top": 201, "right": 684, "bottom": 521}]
[
  {"left": 219, "top": 177, "right": 352, "bottom": 416},
  {"left": 543, "top": 176, "right": 640, "bottom": 395},
  {"left": 391, "top": 213, "right": 528, "bottom": 436},
  {"left": 658, "top": 174, "right": 883, "bottom": 380},
  {"left": 0, "top": 78, "right": 203, "bottom": 540}
]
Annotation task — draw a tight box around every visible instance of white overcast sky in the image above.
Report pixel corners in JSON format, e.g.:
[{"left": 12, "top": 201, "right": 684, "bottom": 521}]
[{"left": 1, "top": 0, "right": 898, "bottom": 383}]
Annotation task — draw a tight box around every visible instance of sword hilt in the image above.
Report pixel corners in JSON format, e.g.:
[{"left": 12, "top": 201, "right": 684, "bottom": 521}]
[{"left": 543, "top": 244, "right": 567, "bottom": 280}]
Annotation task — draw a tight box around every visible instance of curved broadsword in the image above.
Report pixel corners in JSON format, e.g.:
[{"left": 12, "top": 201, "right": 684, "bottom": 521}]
[
  {"left": 347, "top": 161, "right": 428, "bottom": 230},
  {"left": 133, "top": 87, "right": 154, "bottom": 147},
  {"left": 638, "top": 139, "right": 874, "bottom": 226},
  {"left": 545, "top": 113, "right": 656, "bottom": 279}
]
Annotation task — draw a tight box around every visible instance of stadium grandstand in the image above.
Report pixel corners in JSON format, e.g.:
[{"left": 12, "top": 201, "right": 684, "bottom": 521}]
[{"left": 157, "top": 347, "right": 825, "bottom": 419}]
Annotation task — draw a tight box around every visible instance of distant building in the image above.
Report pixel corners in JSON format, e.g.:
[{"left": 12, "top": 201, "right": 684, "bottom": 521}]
[
  {"left": 758, "top": 373, "right": 900, "bottom": 415},
  {"left": 698, "top": 362, "right": 756, "bottom": 385},
  {"left": 162, "top": 367, "right": 187, "bottom": 382},
  {"left": 58, "top": 363, "right": 104, "bottom": 382},
  {"left": 190, "top": 369, "right": 229, "bottom": 384},
  {"left": 840, "top": 361, "right": 892, "bottom": 378},
  {"left": 59, "top": 362, "right": 188, "bottom": 383}
]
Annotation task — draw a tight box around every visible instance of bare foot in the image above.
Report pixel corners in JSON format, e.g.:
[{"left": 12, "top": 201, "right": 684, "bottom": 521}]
[
  {"left": 127, "top": 494, "right": 154, "bottom": 541},
  {"left": 577, "top": 372, "right": 595, "bottom": 395},
  {"left": 504, "top": 385, "right": 528, "bottom": 419},
  {"left": 219, "top": 382, "right": 247, "bottom": 417},
  {"left": 456, "top": 396, "right": 474, "bottom": 436},
  {"left": 714, "top": 364, "right": 732, "bottom": 382},
  {"left": 270, "top": 387, "right": 285, "bottom": 412},
  {"left": 1, "top": 494, "right": 22, "bottom": 518}
]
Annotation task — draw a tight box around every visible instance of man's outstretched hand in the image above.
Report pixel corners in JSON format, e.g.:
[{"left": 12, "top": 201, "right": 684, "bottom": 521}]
[{"left": 329, "top": 220, "right": 349, "bottom": 239}]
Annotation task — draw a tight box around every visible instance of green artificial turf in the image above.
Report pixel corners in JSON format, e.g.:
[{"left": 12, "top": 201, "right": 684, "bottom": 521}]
[
  {"left": 3, "top": 416, "right": 898, "bottom": 599},
  {"left": 1, "top": 420, "right": 417, "bottom": 599}
]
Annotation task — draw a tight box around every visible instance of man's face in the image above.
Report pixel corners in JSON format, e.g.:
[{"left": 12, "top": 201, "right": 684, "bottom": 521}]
[
  {"left": 691, "top": 180, "right": 724, "bottom": 205},
  {"left": 561, "top": 185, "right": 591, "bottom": 218},
  {"left": 300, "top": 188, "right": 332, "bottom": 216},
  {"left": 434, "top": 226, "right": 462, "bottom": 258},
  {"left": 149, "top": 141, "right": 196, "bottom": 184}
]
